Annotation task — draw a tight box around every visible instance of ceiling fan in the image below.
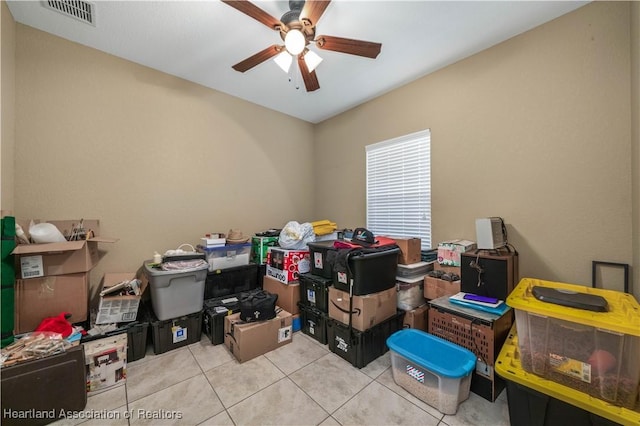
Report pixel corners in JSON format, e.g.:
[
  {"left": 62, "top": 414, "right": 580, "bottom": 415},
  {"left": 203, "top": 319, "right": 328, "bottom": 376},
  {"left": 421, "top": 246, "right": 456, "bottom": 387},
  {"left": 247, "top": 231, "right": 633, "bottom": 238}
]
[{"left": 221, "top": 0, "right": 382, "bottom": 92}]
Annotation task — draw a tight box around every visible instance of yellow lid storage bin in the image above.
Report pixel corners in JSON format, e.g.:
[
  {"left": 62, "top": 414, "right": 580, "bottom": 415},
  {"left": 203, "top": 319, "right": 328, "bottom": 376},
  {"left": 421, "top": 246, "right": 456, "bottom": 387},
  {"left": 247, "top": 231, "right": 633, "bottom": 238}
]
[{"left": 506, "top": 278, "right": 640, "bottom": 410}]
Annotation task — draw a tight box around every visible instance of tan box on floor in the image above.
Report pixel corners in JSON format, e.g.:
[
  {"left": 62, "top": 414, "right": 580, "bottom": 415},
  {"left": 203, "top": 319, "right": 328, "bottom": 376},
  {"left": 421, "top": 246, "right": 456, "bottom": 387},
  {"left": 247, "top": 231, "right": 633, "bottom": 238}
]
[
  {"left": 328, "top": 286, "right": 397, "bottom": 332},
  {"left": 224, "top": 309, "right": 293, "bottom": 363},
  {"left": 393, "top": 237, "right": 422, "bottom": 265},
  {"left": 14, "top": 272, "right": 89, "bottom": 333},
  {"left": 262, "top": 275, "right": 300, "bottom": 315},
  {"left": 403, "top": 304, "right": 428, "bottom": 331},
  {"left": 95, "top": 272, "right": 148, "bottom": 324},
  {"left": 12, "top": 219, "right": 118, "bottom": 279},
  {"left": 424, "top": 276, "right": 460, "bottom": 300}
]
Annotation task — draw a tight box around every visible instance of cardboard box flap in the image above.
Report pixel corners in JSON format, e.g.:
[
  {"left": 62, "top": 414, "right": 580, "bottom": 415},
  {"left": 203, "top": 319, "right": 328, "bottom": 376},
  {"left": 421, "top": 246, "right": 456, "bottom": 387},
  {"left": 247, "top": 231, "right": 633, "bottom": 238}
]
[
  {"left": 12, "top": 240, "right": 87, "bottom": 255},
  {"left": 12, "top": 218, "right": 118, "bottom": 256}
]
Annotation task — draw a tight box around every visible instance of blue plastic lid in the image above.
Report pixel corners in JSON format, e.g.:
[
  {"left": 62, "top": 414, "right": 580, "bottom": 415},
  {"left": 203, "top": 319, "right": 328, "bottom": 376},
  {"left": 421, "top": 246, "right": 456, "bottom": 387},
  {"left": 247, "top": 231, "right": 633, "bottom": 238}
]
[{"left": 386, "top": 329, "right": 476, "bottom": 378}]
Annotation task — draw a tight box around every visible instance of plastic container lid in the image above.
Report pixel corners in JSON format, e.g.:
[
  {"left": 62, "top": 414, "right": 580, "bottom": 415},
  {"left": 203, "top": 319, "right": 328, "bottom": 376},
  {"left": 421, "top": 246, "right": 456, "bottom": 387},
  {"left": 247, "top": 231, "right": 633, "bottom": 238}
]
[
  {"left": 142, "top": 260, "right": 209, "bottom": 277},
  {"left": 386, "top": 329, "right": 476, "bottom": 378},
  {"left": 507, "top": 278, "right": 640, "bottom": 336}
]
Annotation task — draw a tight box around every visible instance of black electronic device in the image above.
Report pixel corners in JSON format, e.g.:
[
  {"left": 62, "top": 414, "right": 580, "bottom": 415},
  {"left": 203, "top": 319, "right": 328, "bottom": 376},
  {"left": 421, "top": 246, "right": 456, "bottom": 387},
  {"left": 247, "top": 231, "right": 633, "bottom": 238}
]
[{"left": 531, "top": 286, "right": 608, "bottom": 312}]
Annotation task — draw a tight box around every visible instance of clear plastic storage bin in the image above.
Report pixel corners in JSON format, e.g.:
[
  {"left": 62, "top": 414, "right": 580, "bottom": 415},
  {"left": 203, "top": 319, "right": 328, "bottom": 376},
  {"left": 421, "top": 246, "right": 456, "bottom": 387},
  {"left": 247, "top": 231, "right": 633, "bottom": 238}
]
[
  {"left": 387, "top": 328, "right": 476, "bottom": 415},
  {"left": 507, "top": 278, "right": 640, "bottom": 409}
]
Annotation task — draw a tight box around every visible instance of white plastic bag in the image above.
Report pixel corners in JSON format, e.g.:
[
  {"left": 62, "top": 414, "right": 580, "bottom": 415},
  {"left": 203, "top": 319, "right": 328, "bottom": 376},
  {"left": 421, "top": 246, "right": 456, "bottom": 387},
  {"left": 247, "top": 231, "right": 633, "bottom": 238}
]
[
  {"left": 29, "top": 221, "right": 66, "bottom": 243},
  {"left": 278, "top": 221, "right": 316, "bottom": 249}
]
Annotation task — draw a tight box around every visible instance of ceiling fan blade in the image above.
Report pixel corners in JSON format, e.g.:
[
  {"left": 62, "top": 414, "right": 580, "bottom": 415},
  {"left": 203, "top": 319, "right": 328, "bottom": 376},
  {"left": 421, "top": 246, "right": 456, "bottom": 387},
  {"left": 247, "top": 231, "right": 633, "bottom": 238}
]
[
  {"left": 299, "top": 0, "right": 331, "bottom": 28},
  {"left": 232, "top": 45, "right": 282, "bottom": 72},
  {"left": 297, "top": 55, "right": 320, "bottom": 92},
  {"left": 221, "top": 0, "right": 284, "bottom": 30},
  {"left": 315, "top": 35, "right": 382, "bottom": 59}
]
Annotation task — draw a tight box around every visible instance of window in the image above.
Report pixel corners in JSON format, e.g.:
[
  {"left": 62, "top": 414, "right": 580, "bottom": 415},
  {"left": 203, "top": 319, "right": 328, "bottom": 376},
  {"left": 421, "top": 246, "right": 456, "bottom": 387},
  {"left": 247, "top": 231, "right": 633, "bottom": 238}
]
[{"left": 366, "top": 129, "right": 431, "bottom": 250}]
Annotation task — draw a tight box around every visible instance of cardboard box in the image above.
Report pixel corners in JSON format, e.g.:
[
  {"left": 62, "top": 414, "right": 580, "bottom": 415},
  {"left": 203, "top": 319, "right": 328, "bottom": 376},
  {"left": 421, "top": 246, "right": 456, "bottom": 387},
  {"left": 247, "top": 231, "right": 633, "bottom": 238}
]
[
  {"left": 12, "top": 219, "right": 118, "bottom": 279},
  {"left": 14, "top": 272, "right": 89, "bottom": 333},
  {"left": 84, "top": 333, "right": 127, "bottom": 395},
  {"left": 262, "top": 275, "right": 300, "bottom": 315},
  {"left": 224, "top": 310, "right": 293, "bottom": 363},
  {"left": 328, "top": 286, "right": 397, "bottom": 332},
  {"left": 437, "top": 239, "right": 477, "bottom": 267},
  {"left": 394, "top": 237, "right": 422, "bottom": 265},
  {"left": 403, "top": 304, "right": 428, "bottom": 331},
  {"left": 251, "top": 236, "right": 279, "bottom": 264},
  {"left": 424, "top": 276, "right": 461, "bottom": 300},
  {"left": 434, "top": 263, "right": 461, "bottom": 275},
  {"left": 95, "top": 272, "right": 148, "bottom": 324},
  {"left": 265, "top": 247, "right": 310, "bottom": 284}
]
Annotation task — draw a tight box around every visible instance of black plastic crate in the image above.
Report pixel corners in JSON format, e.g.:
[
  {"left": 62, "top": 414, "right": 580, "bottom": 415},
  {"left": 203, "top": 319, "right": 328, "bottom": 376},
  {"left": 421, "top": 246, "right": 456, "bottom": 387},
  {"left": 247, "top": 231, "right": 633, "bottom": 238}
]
[
  {"left": 327, "top": 310, "right": 404, "bottom": 368},
  {"left": 307, "top": 240, "right": 338, "bottom": 279},
  {"left": 505, "top": 379, "right": 619, "bottom": 426},
  {"left": 150, "top": 310, "right": 202, "bottom": 355},
  {"left": 204, "top": 263, "right": 259, "bottom": 299},
  {"left": 81, "top": 302, "right": 150, "bottom": 363},
  {"left": 299, "top": 303, "right": 328, "bottom": 345},
  {"left": 299, "top": 273, "right": 332, "bottom": 313},
  {"left": 333, "top": 247, "right": 400, "bottom": 296},
  {"left": 202, "top": 288, "right": 263, "bottom": 345}
]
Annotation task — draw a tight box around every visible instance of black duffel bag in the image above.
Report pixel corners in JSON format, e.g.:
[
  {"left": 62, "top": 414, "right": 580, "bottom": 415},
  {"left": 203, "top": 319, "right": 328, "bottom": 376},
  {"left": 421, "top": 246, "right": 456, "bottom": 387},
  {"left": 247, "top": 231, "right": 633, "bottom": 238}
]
[{"left": 239, "top": 289, "right": 278, "bottom": 322}]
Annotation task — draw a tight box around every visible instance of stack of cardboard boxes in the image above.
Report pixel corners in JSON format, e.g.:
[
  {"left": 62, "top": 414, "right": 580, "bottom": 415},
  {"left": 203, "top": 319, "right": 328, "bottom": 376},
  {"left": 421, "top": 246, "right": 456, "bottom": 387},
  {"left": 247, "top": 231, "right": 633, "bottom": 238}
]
[
  {"left": 393, "top": 237, "right": 431, "bottom": 331},
  {"left": 11, "top": 219, "right": 117, "bottom": 334},
  {"left": 223, "top": 246, "right": 307, "bottom": 363}
]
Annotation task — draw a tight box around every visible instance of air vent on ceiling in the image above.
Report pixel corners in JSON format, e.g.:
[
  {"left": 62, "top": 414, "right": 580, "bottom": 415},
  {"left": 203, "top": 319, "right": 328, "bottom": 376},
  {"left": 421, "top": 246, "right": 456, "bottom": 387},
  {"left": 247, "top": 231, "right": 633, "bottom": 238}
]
[{"left": 43, "top": 0, "right": 96, "bottom": 26}]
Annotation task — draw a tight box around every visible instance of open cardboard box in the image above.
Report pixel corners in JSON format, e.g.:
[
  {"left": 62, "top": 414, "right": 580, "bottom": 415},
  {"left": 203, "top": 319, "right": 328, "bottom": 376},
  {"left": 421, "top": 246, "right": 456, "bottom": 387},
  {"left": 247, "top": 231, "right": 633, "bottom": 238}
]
[
  {"left": 11, "top": 219, "right": 118, "bottom": 279},
  {"left": 95, "top": 272, "right": 148, "bottom": 324}
]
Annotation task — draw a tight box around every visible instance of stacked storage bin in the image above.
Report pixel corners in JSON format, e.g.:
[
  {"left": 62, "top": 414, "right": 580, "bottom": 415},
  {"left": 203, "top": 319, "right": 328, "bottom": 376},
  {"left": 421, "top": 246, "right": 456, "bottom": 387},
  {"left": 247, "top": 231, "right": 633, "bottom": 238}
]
[
  {"left": 393, "top": 237, "right": 432, "bottom": 331},
  {"left": 299, "top": 241, "right": 336, "bottom": 345},
  {"left": 496, "top": 325, "right": 638, "bottom": 426},
  {"left": 201, "top": 262, "right": 261, "bottom": 345},
  {"left": 321, "top": 241, "right": 404, "bottom": 368},
  {"left": 143, "top": 258, "right": 208, "bottom": 354},
  {"left": 1, "top": 216, "right": 16, "bottom": 348},
  {"left": 506, "top": 278, "right": 640, "bottom": 411}
]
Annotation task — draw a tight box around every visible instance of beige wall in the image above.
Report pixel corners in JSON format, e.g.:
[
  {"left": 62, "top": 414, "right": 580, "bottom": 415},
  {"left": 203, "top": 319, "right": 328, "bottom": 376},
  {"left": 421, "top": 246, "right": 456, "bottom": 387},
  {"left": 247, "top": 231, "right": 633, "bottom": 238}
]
[
  {"left": 4, "top": 2, "right": 638, "bottom": 298},
  {"left": 632, "top": 2, "right": 640, "bottom": 300},
  {"left": 12, "top": 23, "right": 315, "bottom": 296},
  {"left": 315, "top": 1, "right": 636, "bottom": 294},
  {"left": 1, "top": 1, "right": 15, "bottom": 213}
]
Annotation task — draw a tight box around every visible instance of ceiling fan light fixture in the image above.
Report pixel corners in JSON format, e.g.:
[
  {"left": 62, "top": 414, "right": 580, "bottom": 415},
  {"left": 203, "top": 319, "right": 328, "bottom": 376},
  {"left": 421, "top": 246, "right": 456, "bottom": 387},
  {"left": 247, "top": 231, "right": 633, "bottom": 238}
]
[
  {"left": 284, "top": 29, "right": 306, "bottom": 55},
  {"left": 274, "top": 51, "right": 293, "bottom": 73},
  {"left": 304, "top": 50, "right": 323, "bottom": 72}
]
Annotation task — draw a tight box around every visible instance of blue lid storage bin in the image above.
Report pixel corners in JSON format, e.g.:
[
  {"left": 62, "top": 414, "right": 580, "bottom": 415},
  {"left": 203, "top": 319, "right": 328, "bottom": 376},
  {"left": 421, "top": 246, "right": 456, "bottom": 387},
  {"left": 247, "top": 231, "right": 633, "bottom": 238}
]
[{"left": 387, "top": 329, "right": 476, "bottom": 415}]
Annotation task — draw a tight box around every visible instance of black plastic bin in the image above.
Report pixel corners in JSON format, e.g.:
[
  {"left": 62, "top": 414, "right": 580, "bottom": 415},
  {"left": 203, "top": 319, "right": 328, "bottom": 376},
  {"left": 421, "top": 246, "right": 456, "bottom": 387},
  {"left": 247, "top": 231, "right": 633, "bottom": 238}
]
[
  {"left": 307, "top": 240, "right": 338, "bottom": 278},
  {"left": 327, "top": 310, "right": 404, "bottom": 368},
  {"left": 202, "top": 288, "right": 263, "bottom": 345},
  {"left": 150, "top": 310, "right": 202, "bottom": 355},
  {"left": 299, "top": 302, "right": 328, "bottom": 345},
  {"left": 333, "top": 247, "right": 400, "bottom": 296},
  {"left": 505, "top": 379, "right": 619, "bottom": 426},
  {"left": 204, "top": 263, "right": 260, "bottom": 299},
  {"left": 299, "top": 273, "right": 332, "bottom": 313},
  {"left": 81, "top": 302, "right": 150, "bottom": 363}
]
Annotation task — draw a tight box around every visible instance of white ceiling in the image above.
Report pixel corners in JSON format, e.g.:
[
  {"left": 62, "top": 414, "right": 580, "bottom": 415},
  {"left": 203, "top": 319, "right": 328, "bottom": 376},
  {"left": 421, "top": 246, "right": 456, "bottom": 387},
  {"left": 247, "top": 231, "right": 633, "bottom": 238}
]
[{"left": 7, "top": 0, "right": 589, "bottom": 124}]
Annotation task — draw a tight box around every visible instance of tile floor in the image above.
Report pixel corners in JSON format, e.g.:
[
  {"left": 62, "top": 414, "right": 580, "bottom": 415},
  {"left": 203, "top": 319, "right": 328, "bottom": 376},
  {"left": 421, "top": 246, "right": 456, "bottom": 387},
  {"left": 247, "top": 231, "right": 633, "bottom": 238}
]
[{"left": 53, "top": 331, "right": 510, "bottom": 426}]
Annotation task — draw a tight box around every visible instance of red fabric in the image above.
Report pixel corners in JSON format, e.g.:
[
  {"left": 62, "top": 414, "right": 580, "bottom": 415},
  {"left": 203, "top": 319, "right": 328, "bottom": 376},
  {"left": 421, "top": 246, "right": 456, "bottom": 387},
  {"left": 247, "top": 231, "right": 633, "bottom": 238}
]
[{"left": 35, "top": 312, "right": 73, "bottom": 337}]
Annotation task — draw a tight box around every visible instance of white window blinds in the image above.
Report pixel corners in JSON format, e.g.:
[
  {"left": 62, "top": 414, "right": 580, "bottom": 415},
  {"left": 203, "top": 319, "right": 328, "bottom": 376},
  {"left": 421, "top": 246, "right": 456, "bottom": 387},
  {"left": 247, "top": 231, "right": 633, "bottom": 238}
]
[{"left": 366, "top": 129, "right": 431, "bottom": 250}]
